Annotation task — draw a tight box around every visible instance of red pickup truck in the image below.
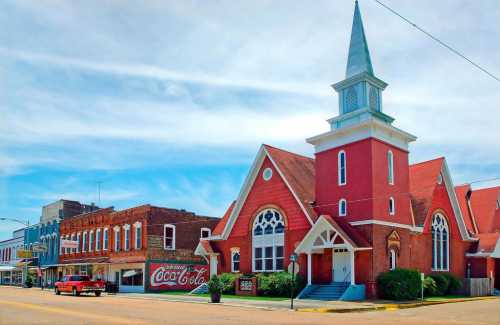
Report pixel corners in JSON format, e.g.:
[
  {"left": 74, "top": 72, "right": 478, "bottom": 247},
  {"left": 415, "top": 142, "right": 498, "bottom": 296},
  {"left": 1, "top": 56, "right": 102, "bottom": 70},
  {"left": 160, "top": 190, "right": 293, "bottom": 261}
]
[{"left": 54, "top": 275, "right": 105, "bottom": 297}]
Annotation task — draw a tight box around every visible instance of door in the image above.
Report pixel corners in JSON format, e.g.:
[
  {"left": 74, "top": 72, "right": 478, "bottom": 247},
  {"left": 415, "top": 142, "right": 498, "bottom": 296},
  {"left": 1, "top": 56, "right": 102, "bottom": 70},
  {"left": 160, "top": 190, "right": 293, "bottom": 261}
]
[{"left": 333, "top": 249, "right": 350, "bottom": 283}]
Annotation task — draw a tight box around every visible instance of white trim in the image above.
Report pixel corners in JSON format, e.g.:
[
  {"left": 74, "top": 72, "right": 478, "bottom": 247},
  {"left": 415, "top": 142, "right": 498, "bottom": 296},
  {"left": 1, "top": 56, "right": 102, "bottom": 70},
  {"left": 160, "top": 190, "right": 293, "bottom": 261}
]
[
  {"left": 338, "top": 150, "right": 347, "bottom": 186},
  {"left": 89, "top": 230, "right": 94, "bottom": 252},
  {"left": 231, "top": 249, "right": 240, "bottom": 273},
  {"left": 164, "top": 224, "right": 176, "bottom": 250},
  {"left": 123, "top": 225, "right": 130, "bottom": 251},
  {"left": 113, "top": 228, "right": 120, "bottom": 252},
  {"left": 389, "top": 248, "right": 396, "bottom": 270},
  {"left": 389, "top": 197, "right": 395, "bottom": 215},
  {"left": 220, "top": 145, "right": 314, "bottom": 240},
  {"left": 339, "top": 199, "right": 347, "bottom": 216},
  {"left": 295, "top": 215, "right": 358, "bottom": 254},
  {"left": 103, "top": 228, "right": 109, "bottom": 251},
  {"left": 387, "top": 150, "right": 394, "bottom": 185},
  {"left": 350, "top": 219, "right": 423, "bottom": 232},
  {"left": 200, "top": 227, "right": 211, "bottom": 239},
  {"left": 134, "top": 223, "right": 142, "bottom": 250},
  {"left": 441, "top": 160, "right": 474, "bottom": 241},
  {"left": 95, "top": 228, "right": 101, "bottom": 251},
  {"left": 465, "top": 252, "right": 491, "bottom": 258},
  {"left": 82, "top": 232, "right": 88, "bottom": 253},
  {"left": 307, "top": 115, "right": 417, "bottom": 153}
]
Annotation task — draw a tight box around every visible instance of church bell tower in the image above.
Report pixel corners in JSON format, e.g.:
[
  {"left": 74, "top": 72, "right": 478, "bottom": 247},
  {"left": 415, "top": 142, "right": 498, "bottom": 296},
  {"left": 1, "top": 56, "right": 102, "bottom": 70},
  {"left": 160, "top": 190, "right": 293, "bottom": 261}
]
[{"left": 307, "top": 0, "right": 417, "bottom": 226}]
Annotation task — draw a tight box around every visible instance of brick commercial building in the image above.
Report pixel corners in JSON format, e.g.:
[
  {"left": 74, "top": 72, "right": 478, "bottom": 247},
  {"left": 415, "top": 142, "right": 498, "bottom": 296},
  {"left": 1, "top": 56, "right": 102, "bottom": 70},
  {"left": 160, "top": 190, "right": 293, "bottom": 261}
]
[
  {"left": 59, "top": 205, "right": 218, "bottom": 293},
  {"left": 196, "top": 1, "right": 500, "bottom": 300}
]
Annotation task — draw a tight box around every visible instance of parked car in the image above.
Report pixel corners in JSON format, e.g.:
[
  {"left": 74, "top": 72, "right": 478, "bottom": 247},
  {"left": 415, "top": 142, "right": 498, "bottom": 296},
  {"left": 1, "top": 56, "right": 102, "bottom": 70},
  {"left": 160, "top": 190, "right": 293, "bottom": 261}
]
[{"left": 54, "top": 275, "right": 105, "bottom": 297}]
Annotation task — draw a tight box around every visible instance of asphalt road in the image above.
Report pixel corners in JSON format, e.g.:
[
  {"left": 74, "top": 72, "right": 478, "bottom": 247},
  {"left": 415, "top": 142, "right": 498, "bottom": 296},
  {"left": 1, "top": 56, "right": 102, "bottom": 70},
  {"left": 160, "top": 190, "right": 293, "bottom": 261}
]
[{"left": 0, "top": 286, "right": 499, "bottom": 325}]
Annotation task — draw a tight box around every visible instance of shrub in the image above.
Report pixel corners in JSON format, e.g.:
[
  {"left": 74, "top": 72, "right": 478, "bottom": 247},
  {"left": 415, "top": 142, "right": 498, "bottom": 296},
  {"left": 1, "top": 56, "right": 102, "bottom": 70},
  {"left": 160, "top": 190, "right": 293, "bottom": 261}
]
[
  {"left": 428, "top": 272, "right": 461, "bottom": 295},
  {"left": 376, "top": 268, "right": 421, "bottom": 300},
  {"left": 256, "top": 272, "right": 306, "bottom": 297},
  {"left": 207, "top": 275, "right": 223, "bottom": 295},
  {"left": 25, "top": 276, "right": 33, "bottom": 288},
  {"left": 428, "top": 273, "right": 450, "bottom": 296},
  {"left": 219, "top": 273, "right": 238, "bottom": 294},
  {"left": 423, "top": 276, "right": 439, "bottom": 296}
]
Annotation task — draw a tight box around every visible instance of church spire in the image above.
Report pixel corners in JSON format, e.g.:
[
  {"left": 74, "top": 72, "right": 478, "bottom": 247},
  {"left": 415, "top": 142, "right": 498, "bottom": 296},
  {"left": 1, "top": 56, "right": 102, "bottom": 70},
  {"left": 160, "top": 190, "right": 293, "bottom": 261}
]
[{"left": 346, "top": 0, "right": 374, "bottom": 78}]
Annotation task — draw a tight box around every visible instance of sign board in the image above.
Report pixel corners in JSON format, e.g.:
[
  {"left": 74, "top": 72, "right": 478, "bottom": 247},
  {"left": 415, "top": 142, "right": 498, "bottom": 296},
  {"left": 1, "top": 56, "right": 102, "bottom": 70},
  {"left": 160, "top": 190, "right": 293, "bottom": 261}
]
[
  {"left": 149, "top": 263, "right": 208, "bottom": 291},
  {"left": 239, "top": 278, "right": 254, "bottom": 291},
  {"left": 61, "top": 240, "right": 79, "bottom": 249},
  {"left": 17, "top": 250, "right": 33, "bottom": 259},
  {"left": 288, "top": 262, "right": 300, "bottom": 275},
  {"left": 32, "top": 243, "right": 47, "bottom": 253}
]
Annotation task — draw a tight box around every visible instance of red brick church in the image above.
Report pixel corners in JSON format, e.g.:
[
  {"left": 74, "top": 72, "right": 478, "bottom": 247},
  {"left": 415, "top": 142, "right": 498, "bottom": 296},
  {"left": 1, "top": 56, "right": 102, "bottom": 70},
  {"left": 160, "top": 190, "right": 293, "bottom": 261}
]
[{"left": 196, "top": 1, "right": 500, "bottom": 299}]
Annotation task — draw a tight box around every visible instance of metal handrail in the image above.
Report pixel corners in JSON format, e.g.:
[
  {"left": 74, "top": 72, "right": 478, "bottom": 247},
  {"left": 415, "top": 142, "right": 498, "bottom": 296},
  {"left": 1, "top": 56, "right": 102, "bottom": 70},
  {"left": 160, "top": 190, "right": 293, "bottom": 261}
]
[{"left": 342, "top": 271, "right": 351, "bottom": 284}]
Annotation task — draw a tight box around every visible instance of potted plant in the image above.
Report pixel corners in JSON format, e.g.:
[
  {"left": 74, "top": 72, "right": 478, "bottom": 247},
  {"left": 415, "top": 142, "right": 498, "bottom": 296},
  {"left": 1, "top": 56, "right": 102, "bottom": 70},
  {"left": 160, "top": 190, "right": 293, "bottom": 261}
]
[
  {"left": 25, "top": 276, "right": 33, "bottom": 288},
  {"left": 207, "top": 275, "right": 223, "bottom": 303}
]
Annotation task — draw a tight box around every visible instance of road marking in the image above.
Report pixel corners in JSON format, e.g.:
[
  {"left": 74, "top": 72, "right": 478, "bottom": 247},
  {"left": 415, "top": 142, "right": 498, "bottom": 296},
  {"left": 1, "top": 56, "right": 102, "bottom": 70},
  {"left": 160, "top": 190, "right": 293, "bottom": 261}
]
[{"left": 0, "top": 299, "right": 146, "bottom": 324}]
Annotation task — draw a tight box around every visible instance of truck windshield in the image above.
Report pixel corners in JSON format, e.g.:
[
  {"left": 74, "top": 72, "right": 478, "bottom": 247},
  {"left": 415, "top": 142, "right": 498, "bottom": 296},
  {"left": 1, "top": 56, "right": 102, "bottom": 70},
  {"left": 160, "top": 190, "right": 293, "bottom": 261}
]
[{"left": 70, "top": 276, "right": 90, "bottom": 281}]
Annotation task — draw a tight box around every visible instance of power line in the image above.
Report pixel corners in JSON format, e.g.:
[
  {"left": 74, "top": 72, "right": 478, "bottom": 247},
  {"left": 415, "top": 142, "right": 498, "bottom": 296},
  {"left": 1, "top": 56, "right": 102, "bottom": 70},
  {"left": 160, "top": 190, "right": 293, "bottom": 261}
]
[{"left": 371, "top": 0, "right": 500, "bottom": 83}]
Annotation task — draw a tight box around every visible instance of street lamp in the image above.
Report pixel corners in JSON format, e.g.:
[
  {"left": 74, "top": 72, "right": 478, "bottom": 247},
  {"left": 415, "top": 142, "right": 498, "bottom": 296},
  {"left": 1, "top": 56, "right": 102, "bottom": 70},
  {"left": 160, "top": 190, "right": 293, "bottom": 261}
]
[{"left": 0, "top": 217, "right": 30, "bottom": 227}]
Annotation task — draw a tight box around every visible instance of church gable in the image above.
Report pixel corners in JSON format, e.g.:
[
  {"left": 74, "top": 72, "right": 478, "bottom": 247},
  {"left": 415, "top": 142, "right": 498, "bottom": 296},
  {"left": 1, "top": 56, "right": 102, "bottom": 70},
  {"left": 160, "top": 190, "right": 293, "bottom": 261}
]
[{"left": 220, "top": 145, "right": 315, "bottom": 240}]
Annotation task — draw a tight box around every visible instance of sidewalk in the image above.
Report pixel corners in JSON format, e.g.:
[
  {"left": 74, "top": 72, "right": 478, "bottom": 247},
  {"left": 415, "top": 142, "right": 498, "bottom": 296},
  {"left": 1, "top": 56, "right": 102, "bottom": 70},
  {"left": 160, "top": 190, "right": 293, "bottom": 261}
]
[
  {"left": 116, "top": 292, "right": 498, "bottom": 313},
  {"left": 116, "top": 292, "right": 385, "bottom": 311}
]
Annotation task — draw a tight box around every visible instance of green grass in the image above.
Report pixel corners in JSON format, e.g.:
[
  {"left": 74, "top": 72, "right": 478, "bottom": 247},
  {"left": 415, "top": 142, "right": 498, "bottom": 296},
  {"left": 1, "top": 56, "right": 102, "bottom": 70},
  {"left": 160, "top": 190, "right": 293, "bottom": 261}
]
[
  {"left": 424, "top": 295, "right": 469, "bottom": 302},
  {"left": 156, "top": 291, "right": 288, "bottom": 301}
]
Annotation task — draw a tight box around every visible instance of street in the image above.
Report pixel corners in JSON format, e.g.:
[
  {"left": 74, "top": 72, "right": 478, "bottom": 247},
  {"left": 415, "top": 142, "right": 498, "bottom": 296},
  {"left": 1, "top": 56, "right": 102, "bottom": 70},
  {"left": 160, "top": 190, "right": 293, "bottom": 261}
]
[{"left": 0, "top": 287, "right": 499, "bottom": 325}]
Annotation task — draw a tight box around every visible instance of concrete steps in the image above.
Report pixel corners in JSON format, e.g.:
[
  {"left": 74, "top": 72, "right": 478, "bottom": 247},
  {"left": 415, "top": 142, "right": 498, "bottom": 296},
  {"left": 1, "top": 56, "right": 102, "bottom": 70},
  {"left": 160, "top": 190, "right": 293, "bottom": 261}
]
[{"left": 301, "top": 282, "right": 350, "bottom": 300}]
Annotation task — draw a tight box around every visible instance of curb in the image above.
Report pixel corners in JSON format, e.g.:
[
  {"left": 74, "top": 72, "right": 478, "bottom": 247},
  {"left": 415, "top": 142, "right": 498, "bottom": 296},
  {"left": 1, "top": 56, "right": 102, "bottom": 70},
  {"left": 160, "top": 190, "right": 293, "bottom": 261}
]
[{"left": 297, "top": 296, "right": 498, "bottom": 314}]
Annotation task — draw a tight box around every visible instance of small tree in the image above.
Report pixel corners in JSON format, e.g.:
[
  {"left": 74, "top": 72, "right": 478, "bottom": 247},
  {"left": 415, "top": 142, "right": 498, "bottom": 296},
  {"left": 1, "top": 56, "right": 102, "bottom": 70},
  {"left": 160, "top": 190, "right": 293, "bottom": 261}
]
[{"left": 207, "top": 275, "right": 223, "bottom": 303}]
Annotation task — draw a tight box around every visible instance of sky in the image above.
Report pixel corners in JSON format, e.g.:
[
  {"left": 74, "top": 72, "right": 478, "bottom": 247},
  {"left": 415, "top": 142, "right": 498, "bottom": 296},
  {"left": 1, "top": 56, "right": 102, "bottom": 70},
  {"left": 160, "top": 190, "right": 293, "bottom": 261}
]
[{"left": 1, "top": 0, "right": 499, "bottom": 240}]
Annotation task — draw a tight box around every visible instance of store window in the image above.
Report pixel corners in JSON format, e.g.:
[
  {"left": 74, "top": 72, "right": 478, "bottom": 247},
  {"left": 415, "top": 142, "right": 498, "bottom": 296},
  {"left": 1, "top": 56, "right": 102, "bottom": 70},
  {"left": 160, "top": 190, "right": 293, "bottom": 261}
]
[{"left": 121, "top": 269, "right": 143, "bottom": 286}]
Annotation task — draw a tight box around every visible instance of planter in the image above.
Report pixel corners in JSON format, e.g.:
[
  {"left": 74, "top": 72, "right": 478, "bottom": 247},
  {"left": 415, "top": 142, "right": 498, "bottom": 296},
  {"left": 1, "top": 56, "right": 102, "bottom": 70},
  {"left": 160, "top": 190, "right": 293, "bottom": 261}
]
[{"left": 210, "top": 292, "right": 221, "bottom": 303}]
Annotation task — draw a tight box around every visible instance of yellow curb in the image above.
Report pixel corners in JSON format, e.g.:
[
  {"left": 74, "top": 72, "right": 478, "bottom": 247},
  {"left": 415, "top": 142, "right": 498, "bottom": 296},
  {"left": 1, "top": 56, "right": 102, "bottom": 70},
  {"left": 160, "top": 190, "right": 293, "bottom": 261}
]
[{"left": 297, "top": 296, "right": 498, "bottom": 314}]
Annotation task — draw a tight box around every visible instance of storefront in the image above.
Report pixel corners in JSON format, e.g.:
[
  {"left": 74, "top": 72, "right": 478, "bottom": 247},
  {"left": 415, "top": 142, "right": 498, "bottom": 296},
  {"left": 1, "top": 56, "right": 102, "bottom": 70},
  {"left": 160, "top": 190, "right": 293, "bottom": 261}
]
[
  {"left": 0, "top": 266, "right": 23, "bottom": 286},
  {"left": 109, "top": 262, "right": 145, "bottom": 293},
  {"left": 57, "top": 262, "right": 111, "bottom": 282}
]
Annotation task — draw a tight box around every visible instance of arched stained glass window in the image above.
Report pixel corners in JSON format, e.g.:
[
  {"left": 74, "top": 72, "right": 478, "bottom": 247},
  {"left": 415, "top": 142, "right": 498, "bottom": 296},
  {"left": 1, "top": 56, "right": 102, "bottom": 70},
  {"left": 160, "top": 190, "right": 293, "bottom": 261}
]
[
  {"left": 431, "top": 213, "right": 449, "bottom": 271},
  {"left": 252, "top": 209, "right": 285, "bottom": 272}
]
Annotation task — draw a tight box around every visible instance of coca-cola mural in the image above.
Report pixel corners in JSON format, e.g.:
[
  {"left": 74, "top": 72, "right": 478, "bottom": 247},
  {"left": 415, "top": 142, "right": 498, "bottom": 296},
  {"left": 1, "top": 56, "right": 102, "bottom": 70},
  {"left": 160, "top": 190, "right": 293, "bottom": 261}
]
[{"left": 149, "top": 262, "right": 208, "bottom": 291}]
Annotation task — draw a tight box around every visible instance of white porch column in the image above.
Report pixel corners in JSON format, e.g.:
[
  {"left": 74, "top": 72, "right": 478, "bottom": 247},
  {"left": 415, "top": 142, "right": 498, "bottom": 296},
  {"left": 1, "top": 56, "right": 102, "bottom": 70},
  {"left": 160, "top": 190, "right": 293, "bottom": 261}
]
[
  {"left": 209, "top": 254, "right": 218, "bottom": 277},
  {"left": 307, "top": 253, "right": 312, "bottom": 285},
  {"left": 350, "top": 249, "right": 355, "bottom": 285}
]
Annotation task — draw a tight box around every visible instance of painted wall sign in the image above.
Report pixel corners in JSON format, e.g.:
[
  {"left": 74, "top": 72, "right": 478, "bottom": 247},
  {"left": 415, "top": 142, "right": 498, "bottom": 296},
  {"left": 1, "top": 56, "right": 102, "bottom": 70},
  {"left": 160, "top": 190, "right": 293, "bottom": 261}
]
[
  {"left": 61, "top": 240, "right": 79, "bottom": 249},
  {"left": 149, "top": 263, "right": 208, "bottom": 291}
]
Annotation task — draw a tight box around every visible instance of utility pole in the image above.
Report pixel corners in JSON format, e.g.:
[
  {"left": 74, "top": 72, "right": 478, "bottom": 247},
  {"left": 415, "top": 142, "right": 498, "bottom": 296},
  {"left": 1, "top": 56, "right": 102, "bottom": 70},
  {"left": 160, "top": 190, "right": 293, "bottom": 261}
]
[{"left": 97, "top": 181, "right": 104, "bottom": 206}]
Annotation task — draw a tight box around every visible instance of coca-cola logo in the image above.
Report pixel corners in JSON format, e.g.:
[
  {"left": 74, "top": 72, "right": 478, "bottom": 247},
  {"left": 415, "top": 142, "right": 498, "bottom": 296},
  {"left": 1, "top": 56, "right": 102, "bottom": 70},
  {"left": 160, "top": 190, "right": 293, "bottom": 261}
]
[{"left": 150, "top": 264, "right": 207, "bottom": 288}]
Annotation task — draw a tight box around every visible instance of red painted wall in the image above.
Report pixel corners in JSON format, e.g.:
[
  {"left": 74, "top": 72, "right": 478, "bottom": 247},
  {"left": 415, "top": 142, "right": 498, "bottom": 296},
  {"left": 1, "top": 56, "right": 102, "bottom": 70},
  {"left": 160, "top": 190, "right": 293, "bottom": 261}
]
[
  {"left": 315, "top": 138, "right": 412, "bottom": 226},
  {"left": 212, "top": 156, "right": 312, "bottom": 278}
]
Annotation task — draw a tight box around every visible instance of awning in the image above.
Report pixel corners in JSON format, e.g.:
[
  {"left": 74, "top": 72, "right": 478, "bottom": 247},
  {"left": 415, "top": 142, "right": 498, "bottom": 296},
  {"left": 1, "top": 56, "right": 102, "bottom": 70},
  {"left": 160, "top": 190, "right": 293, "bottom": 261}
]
[
  {"left": 122, "top": 270, "right": 138, "bottom": 278},
  {"left": 0, "top": 265, "right": 16, "bottom": 272}
]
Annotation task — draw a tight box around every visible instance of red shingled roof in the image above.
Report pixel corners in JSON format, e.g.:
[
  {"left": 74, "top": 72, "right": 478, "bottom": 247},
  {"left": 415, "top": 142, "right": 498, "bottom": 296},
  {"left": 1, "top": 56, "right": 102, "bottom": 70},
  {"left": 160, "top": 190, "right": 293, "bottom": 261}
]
[
  {"left": 455, "top": 184, "right": 477, "bottom": 235},
  {"left": 212, "top": 201, "right": 236, "bottom": 236},
  {"left": 323, "top": 215, "right": 371, "bottom": 248},
  {"left": 475, "top": 233, "right": 500, "bottom": 254},
  {"left": 199, "top": 240, "right": 215, "bottom": 254},
  {"left": 470, "top": 186, "right": 500, "bottom": 233},
  {"left": 409, "top": 157, "right": 444, "bottom": 226},
  {"left": 264, "top": 145, "right": 318, "bottom": 222}
]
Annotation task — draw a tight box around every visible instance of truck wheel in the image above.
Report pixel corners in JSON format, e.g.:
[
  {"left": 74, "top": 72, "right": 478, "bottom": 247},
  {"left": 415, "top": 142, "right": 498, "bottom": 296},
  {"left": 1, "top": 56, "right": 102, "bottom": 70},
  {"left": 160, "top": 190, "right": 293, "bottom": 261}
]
[
  {"left": 55, "top": 287, "right": 61, "bottom": 295},
  {"left": 95, "top": 291, "right": 101, "bottom": 297},
  {"left": 72, "top": 287, "right": 79, "bottom": 296}
]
